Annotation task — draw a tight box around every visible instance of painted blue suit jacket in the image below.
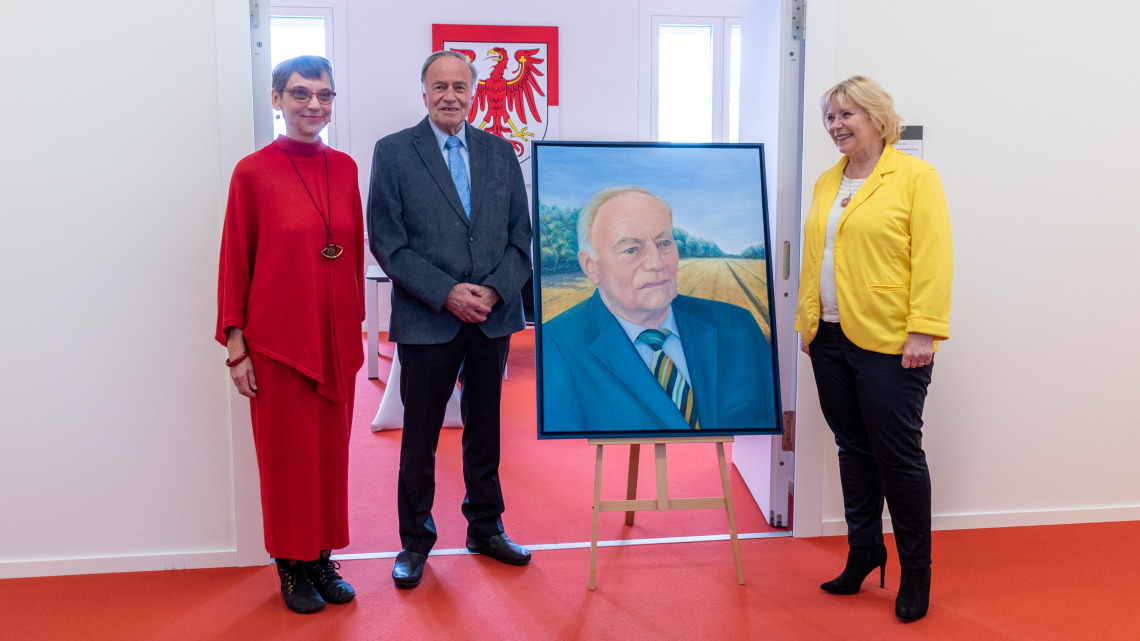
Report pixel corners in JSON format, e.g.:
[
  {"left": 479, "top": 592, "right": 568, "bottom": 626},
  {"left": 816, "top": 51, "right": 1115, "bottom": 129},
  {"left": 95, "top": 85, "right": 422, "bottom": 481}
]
[{"left": 540, "top": 291, "right": 778, "bottom": 434}]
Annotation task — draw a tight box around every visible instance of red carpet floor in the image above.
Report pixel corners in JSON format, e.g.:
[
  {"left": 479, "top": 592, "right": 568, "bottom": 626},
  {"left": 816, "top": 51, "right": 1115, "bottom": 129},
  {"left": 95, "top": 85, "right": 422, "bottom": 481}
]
[
  {"left": 2, "top": 332, "right": 1139, "bottom": 639},
  {"left": 3, "top": 523, "right": 1139, "bottom": 640}
]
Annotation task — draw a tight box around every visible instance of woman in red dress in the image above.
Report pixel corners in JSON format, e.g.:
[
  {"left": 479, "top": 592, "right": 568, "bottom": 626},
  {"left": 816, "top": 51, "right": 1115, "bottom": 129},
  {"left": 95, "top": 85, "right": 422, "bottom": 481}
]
[{"left": 216, "top": 55, "right": 364, "bottom": 614}]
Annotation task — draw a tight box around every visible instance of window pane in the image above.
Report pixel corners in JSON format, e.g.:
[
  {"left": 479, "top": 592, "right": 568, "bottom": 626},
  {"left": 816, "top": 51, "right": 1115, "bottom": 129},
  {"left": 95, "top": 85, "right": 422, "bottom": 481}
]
[
  {"left": 658, "top": 24, "right": 713, "bottom": 142},
  {"left": 269, "top": 16, "right": 328, "bottom": 143},
  {"left": 729, "top": 25, "right": 741, "bottom": 143}
]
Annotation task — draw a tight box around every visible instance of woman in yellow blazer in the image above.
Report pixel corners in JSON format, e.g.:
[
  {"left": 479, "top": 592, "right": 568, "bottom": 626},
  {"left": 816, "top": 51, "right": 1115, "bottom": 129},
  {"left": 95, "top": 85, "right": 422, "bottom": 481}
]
[{"left": 795, "top": 76, "right": 952, "bottom": 622}]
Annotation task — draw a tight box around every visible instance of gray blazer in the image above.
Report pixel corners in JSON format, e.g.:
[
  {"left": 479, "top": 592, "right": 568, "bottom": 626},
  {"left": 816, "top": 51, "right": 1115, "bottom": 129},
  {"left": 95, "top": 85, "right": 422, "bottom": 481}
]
[{"left": 367, "top": 118, "right": 532, "bottom": 345}]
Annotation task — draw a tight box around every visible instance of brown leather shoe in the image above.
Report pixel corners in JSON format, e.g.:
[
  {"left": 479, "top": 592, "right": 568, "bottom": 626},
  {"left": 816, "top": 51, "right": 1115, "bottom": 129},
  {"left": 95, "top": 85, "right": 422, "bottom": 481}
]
[{"left": 465, "top": 533, "right": 531, "bottom": 566}]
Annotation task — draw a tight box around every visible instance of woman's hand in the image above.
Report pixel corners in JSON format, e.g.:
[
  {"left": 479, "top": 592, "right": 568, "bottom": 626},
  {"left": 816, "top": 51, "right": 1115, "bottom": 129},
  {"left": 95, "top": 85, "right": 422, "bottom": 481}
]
[
  {"left": 901, "top": 332, "right": 934, "bottom": 369},
  {"left": 226, "top": 327, "right": 258, "bottom": 397},
  {"left": 230, "top": 359, "right": 258, "bottom": 397},
  {"left": 799, "top": 336, "right": 811, "bottom": 357}
]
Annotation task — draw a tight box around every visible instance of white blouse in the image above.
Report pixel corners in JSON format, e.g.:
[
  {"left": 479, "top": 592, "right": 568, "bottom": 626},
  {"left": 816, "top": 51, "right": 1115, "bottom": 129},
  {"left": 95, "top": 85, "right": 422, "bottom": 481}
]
[{"left": 819, "top": 175, "right": 864, "bottom": 322}]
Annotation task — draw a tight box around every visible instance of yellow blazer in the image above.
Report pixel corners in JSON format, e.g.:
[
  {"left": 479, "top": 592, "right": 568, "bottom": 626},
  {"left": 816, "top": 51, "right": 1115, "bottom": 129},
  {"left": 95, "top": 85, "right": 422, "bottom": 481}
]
[{"left": 795, "top": 144, "right": 952, "bottom": 354}]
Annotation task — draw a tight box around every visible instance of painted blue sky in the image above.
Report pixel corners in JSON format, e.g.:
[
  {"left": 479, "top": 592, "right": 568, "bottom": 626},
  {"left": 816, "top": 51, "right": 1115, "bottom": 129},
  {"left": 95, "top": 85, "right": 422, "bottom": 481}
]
[{"left": 534, "top": 144, "right": 769, "bottom": 255}]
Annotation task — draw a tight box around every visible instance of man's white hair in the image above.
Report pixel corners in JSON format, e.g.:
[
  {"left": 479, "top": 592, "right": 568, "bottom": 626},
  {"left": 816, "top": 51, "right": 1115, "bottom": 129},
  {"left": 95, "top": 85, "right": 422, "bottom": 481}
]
[{"left": 576, "top": 186, "right": 673, "bottom": 257}]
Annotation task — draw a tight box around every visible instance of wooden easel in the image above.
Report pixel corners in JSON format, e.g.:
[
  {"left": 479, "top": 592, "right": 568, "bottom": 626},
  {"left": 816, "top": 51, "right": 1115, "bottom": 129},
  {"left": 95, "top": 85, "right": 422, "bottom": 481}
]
[{"left": 587, "top": 436, "right": 744, "bottom": 590}]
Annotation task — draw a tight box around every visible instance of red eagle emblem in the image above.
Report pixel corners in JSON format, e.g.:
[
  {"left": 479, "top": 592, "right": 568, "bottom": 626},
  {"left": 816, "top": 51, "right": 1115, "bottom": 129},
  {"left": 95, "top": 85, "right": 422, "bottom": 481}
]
[{"left": 451, "top": 47, "right": 546, "bottom": 157}]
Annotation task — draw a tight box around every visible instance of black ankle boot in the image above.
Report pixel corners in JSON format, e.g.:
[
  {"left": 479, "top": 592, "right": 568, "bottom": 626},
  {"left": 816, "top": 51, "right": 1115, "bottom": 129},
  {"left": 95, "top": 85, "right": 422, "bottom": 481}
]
[
  {"left": 304, "top": 550, "right": 356, "bottom": 604},
  {"left": 820, "top": 544, "right": 888, "bottom": 595},
  {"left": 276, "top": 559, "right": 325, "bottom": 614},
  {"left": 896, "top": 567, "right": 931, "bottom": 622}
]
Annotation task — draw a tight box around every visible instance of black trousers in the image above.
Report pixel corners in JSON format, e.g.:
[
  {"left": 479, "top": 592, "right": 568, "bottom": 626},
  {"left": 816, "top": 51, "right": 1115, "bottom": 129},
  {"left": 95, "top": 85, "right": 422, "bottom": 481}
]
[
  {"left": 809, "top": 322, "right": 933, "bottom": 569},
  {"left": 396, "top": 323, "right": 511, "bottom": 554}
]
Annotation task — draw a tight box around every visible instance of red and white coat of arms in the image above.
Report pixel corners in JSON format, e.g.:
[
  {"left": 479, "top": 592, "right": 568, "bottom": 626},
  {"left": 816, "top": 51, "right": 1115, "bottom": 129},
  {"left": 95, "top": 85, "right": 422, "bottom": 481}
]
[{"left": 433, "top": 25, "right": 559, "bottom": 175}]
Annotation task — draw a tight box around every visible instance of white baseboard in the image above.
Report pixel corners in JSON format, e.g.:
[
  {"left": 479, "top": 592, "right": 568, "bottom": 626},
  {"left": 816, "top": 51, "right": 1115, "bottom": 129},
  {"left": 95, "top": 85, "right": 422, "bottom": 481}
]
[
  {"left": 0, "top": 549, "right": 268, "bottom": 580},
  {"left": 818, "top": 504, "right": 1140, "bottom": 537},
  {"left": 6, "top": 506, "right": 1136, "bottom": 578}
]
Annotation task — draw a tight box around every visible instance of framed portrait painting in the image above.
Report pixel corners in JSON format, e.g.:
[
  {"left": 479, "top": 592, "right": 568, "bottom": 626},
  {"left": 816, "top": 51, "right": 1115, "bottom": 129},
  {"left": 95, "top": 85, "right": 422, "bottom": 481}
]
[{"left": 532, "top": 142, "right": 783, "bottom": 439}]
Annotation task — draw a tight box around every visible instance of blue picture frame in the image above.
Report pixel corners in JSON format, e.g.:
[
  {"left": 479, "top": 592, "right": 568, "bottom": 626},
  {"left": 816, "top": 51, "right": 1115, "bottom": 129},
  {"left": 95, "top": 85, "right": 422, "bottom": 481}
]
[{"left": 532, "top": 141, "right": 783, "bottom": 439}]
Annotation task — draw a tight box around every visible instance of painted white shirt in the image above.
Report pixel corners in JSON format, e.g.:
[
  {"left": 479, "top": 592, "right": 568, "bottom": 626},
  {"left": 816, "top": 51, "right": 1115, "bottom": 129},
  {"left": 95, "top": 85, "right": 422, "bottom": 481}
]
[{"left": 611, "top": 306, "right": 693, "bottom": 383}]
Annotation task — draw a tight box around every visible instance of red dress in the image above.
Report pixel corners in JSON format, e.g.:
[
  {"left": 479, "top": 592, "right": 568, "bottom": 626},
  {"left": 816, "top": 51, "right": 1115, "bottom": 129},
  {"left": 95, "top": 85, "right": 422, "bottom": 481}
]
[{"left": 216, "top": 136, "right": 364, "bottom": 560}]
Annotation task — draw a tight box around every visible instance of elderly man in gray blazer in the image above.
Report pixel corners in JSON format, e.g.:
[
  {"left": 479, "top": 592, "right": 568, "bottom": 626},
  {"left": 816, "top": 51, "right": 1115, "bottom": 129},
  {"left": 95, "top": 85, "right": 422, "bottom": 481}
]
[{"left": 368, "top": 50, "right": 533, "bottom": 588}]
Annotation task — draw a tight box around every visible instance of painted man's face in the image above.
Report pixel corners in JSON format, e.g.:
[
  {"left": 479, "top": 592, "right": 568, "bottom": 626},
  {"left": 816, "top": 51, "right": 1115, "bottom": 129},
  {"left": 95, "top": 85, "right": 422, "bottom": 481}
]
[{"left": 580, "top": 192, "right": 679, "bottom": 328}]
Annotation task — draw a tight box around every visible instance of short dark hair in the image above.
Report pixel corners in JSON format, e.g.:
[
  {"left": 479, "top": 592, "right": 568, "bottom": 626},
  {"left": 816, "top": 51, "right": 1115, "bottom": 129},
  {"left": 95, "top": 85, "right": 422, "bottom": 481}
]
[
  {"left": 271, "top": 55, "right": 334, "bottom": 96},
  {"left": 420, "top": 50, "right": 478, "bottom": 88}
]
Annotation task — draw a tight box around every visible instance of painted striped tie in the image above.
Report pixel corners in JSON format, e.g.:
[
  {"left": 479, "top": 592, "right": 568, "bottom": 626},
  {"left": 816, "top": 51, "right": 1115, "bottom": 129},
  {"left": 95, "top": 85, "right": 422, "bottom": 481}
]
[{"left": 637, "top": 329, "right": 700, "bottom": 429}]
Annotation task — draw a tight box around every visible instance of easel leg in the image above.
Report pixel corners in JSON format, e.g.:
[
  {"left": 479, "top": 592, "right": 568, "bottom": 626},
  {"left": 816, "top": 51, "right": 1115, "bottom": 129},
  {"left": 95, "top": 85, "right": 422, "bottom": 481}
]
[
  {"left": 717, "top": 441, "right": 745, "bottom": 585},
  {"left": 654, "top": 443, "right": 670, "bottom": 510},
  {"left": 590, "top": 443, "right": 604, "bottom": 591},
  {"left": 624, "top": 443, "right": 640, "bottom": 525}
]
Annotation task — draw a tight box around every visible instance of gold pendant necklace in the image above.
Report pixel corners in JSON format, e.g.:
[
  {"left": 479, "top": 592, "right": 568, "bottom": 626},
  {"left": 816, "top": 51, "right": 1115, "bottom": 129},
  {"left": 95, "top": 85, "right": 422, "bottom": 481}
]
[{"left": 840, "top": 176, "right": 861, "bottom": 208}]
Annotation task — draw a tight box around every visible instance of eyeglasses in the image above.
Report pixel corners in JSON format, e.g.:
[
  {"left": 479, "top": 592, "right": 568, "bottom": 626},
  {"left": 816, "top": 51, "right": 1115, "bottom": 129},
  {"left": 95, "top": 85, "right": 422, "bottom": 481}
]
[{"left": 284, "top": 87, "right": 336, "bottom": 104}]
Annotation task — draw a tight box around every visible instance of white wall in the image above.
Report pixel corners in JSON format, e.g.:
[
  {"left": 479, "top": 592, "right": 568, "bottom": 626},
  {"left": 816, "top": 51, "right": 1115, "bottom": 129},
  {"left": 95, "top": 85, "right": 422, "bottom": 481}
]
[
  {"left": 792, "top": 0, "right": 1140, "bottom": 537},
  {"left": 0, "top": 0, "right": 249, "bottom": 578}
]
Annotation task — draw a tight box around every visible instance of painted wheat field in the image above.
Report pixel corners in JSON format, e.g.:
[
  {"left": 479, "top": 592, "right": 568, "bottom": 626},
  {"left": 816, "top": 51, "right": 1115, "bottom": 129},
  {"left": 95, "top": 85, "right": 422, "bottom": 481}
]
[{"left": 540, "top": 258, "right": 771, "bottom": 340}]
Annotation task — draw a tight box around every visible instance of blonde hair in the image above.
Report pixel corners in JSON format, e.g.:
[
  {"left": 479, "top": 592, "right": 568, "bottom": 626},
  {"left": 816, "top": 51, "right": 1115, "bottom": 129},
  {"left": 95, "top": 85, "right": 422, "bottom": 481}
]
[{"left": 820, "top": 75, "right": 904, "bottom": 145}]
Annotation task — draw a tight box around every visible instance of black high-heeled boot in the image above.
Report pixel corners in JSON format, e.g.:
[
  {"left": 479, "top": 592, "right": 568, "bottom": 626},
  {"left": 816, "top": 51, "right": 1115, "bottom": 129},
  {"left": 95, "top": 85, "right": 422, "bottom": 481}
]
[
  {"left": 896, "top": 567, "right": 931, "bottom": 622},
  {"left": 820, "top": 544, "right": 888, "bottom": 595},
  {"left": 276, "top": 559, "right": 325, "bottom": 614}
]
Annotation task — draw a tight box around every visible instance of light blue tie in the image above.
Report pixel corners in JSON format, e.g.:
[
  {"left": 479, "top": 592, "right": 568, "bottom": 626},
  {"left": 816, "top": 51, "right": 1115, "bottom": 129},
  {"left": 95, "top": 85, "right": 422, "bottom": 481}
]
[{"left": 445, "top": 136, "right": 471, "bottom": 218}]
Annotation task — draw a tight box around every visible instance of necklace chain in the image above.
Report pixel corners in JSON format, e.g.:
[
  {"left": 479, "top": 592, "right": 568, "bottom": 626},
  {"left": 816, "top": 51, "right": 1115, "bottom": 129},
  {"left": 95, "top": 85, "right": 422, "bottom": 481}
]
[
  {"left": 282, "top": 146, "right": 342, "bottom": 259},
  {"left": 840, "top": 175, "right": 862, "bottom": 208}
]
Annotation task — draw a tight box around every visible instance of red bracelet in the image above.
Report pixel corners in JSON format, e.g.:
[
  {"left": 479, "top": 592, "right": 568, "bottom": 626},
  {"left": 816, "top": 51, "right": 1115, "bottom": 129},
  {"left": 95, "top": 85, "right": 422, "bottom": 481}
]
[{"left": 226, "top": 351, "right": 249, "bottom": 367}]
